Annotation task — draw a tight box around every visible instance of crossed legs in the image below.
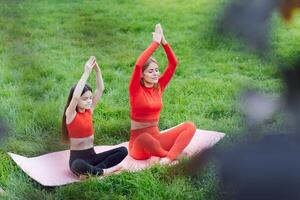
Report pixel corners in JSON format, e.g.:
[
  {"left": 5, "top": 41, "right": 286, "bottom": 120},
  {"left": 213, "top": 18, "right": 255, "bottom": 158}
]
[{"left": 129, "top": 121, "right": 196, "bottom": 161}]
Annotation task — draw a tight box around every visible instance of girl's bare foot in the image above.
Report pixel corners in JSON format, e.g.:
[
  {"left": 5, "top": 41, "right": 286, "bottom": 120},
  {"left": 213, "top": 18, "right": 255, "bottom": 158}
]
[
  {"left": 103, "top": 165, "right": 123, "bottom": 176},
  {"left": 78, "top": 174, "right": 89, "bottom": 180}
]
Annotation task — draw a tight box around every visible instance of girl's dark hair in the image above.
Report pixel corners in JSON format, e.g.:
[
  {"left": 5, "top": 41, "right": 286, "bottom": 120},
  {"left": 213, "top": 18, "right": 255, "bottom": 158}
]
[{"left": 61, "top": 84, "right": 92, "bottom": 143}]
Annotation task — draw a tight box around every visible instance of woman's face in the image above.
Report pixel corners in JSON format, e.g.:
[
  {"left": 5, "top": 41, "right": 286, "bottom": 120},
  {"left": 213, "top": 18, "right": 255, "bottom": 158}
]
[
  {"left": 77, "top": 90, "right": 93, "bottom": 110},
  {"left": 142, "top": 62, "right": 160, "bottom": 84}
]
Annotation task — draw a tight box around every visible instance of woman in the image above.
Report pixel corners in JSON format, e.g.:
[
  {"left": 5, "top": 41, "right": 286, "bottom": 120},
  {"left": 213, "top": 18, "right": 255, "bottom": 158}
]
[
  {"left": 129, "top": 24, "right": 196, "bottom": 164},
  {"left": 62, "top": 56, "right": 127, "bottom": 177}
]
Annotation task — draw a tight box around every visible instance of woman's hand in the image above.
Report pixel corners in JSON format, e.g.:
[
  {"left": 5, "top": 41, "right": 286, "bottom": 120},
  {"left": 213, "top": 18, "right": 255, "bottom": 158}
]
[
  {"left": 155, "top": 23, "right": 167, "bottom": 45},
  {"left": 152, "top": 31, "right": 162, "bottom": 44},
  {"left": 84, "top": 56, "right": 96, "bottom": 73}
]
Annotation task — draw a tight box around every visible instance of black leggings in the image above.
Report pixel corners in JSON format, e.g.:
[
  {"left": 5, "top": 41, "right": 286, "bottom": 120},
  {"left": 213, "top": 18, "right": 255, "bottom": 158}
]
[{"left": 69, "top": 146, "right": 128, "bottom": 176}]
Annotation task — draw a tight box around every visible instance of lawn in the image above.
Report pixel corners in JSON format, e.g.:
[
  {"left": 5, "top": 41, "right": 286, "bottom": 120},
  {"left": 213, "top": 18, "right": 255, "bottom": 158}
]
[{"left": 0, "top": 0, "right": 300, "bottom": 199}]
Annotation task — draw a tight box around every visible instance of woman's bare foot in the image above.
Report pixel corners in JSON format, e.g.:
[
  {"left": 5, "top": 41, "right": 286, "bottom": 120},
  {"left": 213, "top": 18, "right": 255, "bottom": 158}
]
[
  {"left": 159, "top": 157, "right": 172, "bottom": 165},
  {"left": 170, "top": 160, "right": 179, "bottom": 166},
  {"left": 149, "top": 156, "right": 160, "bottom": 165},
  {"left": 177, "top": 152, "right": 188, "bottom": 160}
]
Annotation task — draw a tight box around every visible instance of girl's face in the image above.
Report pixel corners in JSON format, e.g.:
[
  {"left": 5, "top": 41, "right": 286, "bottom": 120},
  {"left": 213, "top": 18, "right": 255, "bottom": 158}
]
[
  {"left": 77, "top": 90, "right": 93, "bottom": 110},
  {"left": 142, "top": 62, "right": 160, "bottom": 84}
]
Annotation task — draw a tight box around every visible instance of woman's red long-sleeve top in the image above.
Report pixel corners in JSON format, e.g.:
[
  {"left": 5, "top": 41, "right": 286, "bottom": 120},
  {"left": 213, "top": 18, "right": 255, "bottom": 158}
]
[{"left": 129, "top": 42, "right": 178, "bottom": 122}]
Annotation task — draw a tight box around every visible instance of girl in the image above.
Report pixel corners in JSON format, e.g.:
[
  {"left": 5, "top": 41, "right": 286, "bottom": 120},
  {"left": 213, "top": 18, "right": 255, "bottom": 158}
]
[
  {"left": 129, "top": 24, "right": 196, "bottom": 165},
  {"left": 62, "top": 56, "right": 128, "bottom": 177}
]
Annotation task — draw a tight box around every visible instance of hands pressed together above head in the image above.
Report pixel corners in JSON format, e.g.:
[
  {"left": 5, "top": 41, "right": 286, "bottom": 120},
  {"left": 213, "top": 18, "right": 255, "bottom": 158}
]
[
  {"left": 152, "top": 23, "right": 167, "bottom": 45},
  {"left": 84, "top": 56, "right": 100, "bottom": 73}
]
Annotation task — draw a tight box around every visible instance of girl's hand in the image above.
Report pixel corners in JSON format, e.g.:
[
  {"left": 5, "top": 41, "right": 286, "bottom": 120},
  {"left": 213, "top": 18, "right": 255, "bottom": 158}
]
[
  {"left": 93, "top": 61, "right": 100, "bottom": 72},
  {"left": 85, "top": 56, "right": 96, "bottom": 73},
  {"left": 155, "top": 23, "right": 167, "bottom": 45}
]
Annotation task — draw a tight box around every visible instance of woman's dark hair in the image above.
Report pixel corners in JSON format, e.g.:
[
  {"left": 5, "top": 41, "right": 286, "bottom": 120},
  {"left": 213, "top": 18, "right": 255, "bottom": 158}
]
[{"left": 61, "top": 84, "right": 92, "bottom": 143}]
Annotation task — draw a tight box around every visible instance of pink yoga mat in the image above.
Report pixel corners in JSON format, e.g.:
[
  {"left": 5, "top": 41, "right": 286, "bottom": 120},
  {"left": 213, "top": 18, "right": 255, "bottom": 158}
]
[{"left": 8, "top": 129, "right": 225, "bottom": 186}]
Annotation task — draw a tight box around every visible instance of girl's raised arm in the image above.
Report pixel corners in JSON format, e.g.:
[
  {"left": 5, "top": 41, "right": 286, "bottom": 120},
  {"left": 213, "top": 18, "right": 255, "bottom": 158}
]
[
  {"left": 66, "top": 56, "right": 95, "bottom": 123},
  {"left": 91, "top": 62, "right": 104, "bottom": 110}
]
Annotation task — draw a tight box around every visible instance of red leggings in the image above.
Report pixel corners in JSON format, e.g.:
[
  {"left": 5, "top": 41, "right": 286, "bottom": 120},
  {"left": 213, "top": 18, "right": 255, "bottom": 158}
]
[{"left": 129, "top": 121, "right": 196, "bottom": 160}]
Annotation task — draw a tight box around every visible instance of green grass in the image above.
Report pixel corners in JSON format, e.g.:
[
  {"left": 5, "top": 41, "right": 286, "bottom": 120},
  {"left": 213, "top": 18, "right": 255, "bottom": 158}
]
[{"left": 1, "top": 0, "right": 300, "bottom": 199}]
